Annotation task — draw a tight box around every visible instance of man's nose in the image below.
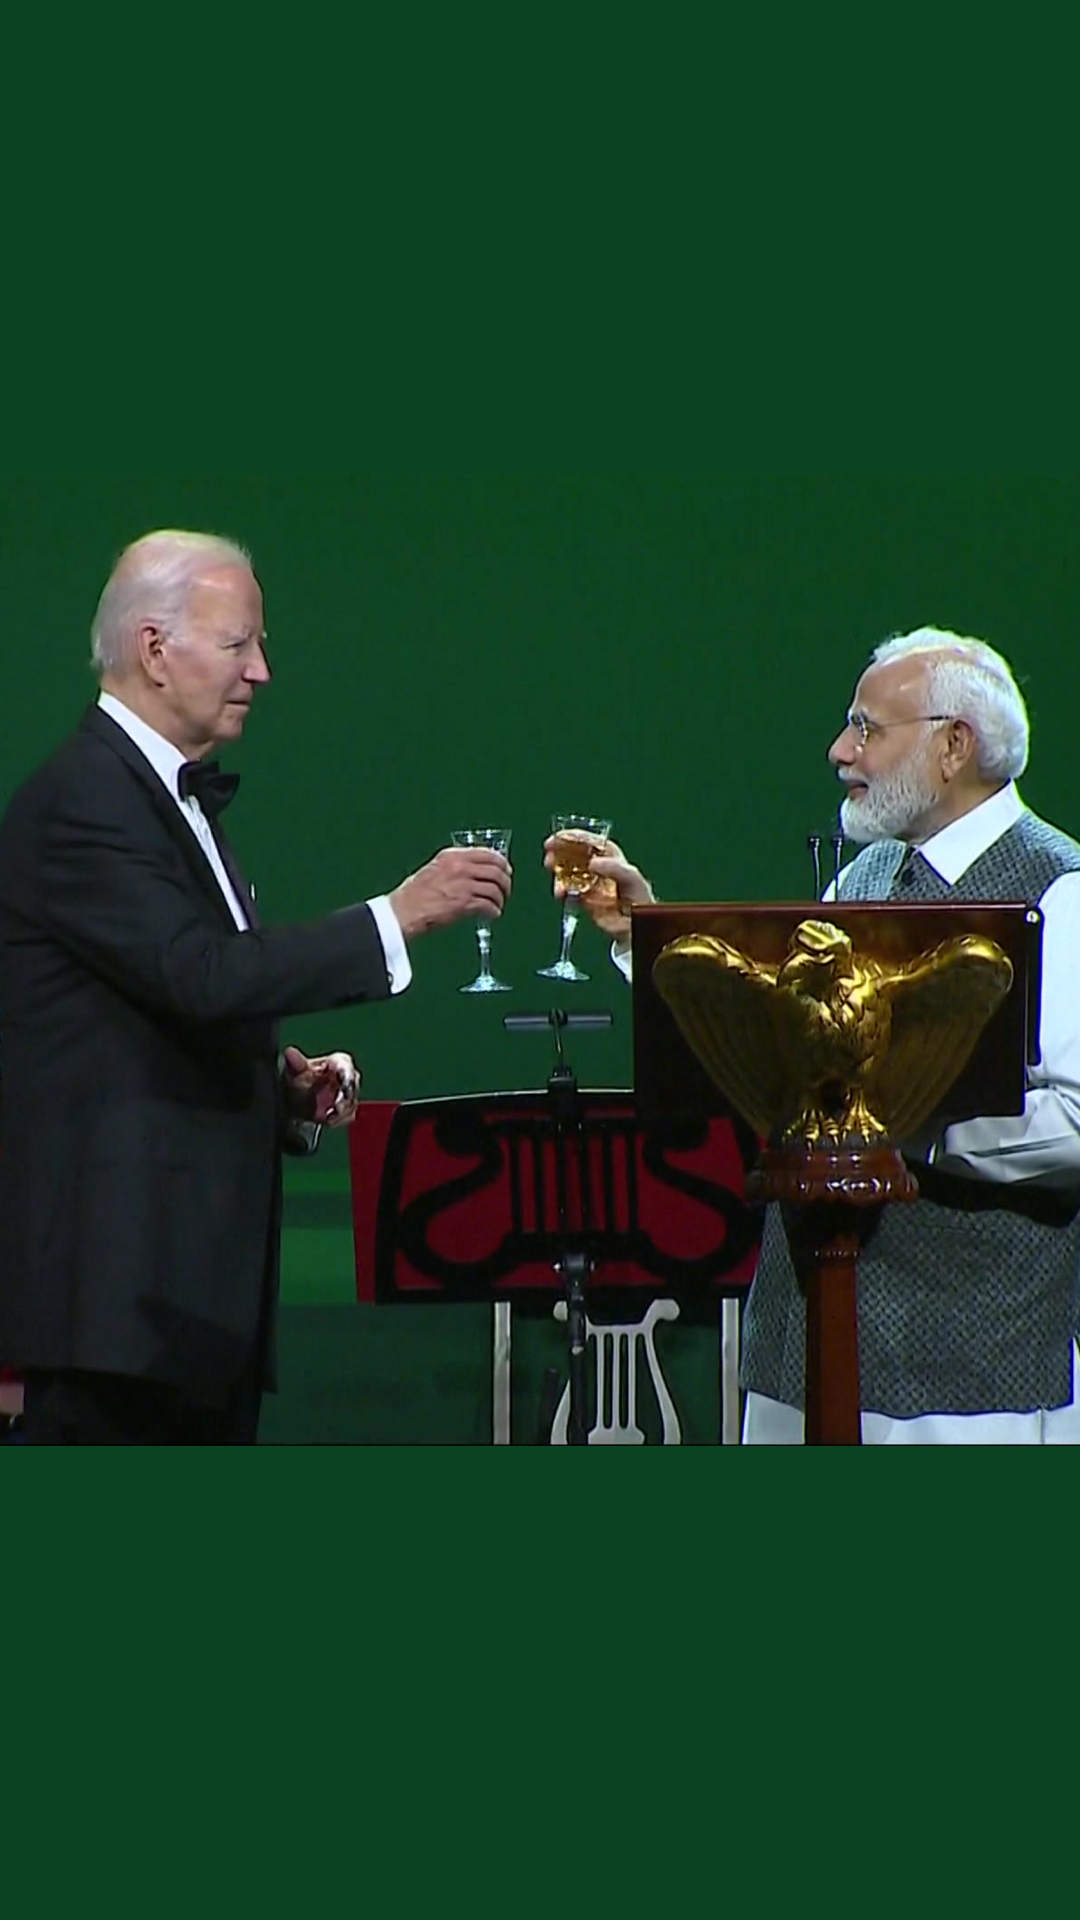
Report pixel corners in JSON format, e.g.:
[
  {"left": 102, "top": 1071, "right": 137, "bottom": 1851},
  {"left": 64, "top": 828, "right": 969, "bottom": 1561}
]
[
  {"left": 245, "top": 644, "right": 272, "bottom": 685},
  {"left": 829, "top": 723, "right": 856, "bottom": 768}
]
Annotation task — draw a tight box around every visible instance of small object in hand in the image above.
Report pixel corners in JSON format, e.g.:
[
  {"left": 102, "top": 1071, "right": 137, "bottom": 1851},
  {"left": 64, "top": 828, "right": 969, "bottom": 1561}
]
[{"left": 313, "top": 1058, "right": 363, "bottom": 1123}]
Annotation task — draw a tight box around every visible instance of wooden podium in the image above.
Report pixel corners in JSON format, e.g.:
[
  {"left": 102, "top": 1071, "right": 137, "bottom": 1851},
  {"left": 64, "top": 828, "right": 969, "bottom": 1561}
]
[{"left": 632, "top": 902, "right": 1041, "bottom": 1445}]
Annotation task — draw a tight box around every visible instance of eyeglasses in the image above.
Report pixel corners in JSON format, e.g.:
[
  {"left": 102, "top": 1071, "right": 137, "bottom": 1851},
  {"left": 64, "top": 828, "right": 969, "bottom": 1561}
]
[{"left": 844, "top": 712, "right": 955, "bottom": 750}]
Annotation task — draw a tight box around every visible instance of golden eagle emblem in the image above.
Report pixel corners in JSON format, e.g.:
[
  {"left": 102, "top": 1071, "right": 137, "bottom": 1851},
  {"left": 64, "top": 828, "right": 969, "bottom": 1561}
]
[{"left": 652, "top": 919, "right": 1013, "bottom": 1147}]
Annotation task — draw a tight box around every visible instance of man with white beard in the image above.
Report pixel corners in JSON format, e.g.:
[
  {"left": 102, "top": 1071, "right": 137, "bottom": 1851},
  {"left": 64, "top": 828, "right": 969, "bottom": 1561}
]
[{"left": 548, "top": 629, "right": 1080, "bottom": 1442}]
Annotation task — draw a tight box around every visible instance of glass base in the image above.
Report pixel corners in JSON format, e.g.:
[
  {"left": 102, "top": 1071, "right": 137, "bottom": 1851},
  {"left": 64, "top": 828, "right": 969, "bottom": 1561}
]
[
  {"left": 460, "top": 975, "right": 513, "bottom": 994},
  {"left": 536, "top": 960, "right": 591, "bottom": 983}
]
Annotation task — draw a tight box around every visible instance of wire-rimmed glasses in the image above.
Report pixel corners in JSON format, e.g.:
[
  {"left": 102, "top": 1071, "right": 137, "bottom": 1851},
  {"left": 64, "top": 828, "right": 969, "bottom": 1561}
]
[{"left": 845, "top": 712, "right": 955, "bottom": 749}]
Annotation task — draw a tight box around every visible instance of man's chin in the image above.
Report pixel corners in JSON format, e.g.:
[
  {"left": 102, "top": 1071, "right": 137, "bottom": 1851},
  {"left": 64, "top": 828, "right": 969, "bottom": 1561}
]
[{"left": 840, "top": 797, "right": 878, "bottom": 845}]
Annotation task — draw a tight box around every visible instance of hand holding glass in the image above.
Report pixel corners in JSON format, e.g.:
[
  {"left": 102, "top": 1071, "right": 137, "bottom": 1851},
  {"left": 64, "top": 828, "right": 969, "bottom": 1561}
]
[
  {"left": 537, "top": 813, "right": 612, "bottom": 982},
  {"left": 451, "top": 828, "right": 513, "bottom": 993}
]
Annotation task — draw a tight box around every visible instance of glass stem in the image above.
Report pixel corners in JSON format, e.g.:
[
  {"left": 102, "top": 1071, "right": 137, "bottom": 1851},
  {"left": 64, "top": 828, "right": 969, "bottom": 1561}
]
[
  {"left": 559, "top": 901, "right": 580, "bottom": 967},
  {"left": 476, "top": 923, "right": 493, "bottom": 980}
]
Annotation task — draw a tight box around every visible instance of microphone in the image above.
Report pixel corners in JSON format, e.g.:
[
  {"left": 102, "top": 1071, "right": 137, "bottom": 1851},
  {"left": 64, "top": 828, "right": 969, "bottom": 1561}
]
[
  {"left": 831, "top": 822, "right": 846, "bottom": 896},
  {"left": 807, "top": 826, "right": 847, "bottom": 900}
]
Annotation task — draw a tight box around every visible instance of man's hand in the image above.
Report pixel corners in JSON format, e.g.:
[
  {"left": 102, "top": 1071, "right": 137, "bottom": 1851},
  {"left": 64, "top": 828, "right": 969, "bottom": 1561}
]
[
  {"left": 390, "top": 846, "right": 512, "bottom": 942},
  {"left": 543, "top": 835, "right": 656, "bottom": 941},
  {"left": 282, "top": 1047, "right": 364, "bottom": 1129}
]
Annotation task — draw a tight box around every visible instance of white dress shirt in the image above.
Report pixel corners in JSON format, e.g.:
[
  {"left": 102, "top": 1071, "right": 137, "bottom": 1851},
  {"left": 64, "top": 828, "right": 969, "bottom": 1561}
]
[
  {"left": 612, "top": 786, "right": 1080, "bottom": 1443},
  {"left": 98, "top": 694, "right": 411, "bottom": 991}
]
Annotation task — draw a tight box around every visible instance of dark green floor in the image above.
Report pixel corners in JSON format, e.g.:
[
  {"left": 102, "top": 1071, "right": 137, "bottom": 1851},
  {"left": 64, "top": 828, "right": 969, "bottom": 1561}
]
[
  {"left": 263, "top": 1165, "right": 725, "bottom": 1443},
  {"left": 259, "top": 1301, "right": 726, "bottom": 1444}
]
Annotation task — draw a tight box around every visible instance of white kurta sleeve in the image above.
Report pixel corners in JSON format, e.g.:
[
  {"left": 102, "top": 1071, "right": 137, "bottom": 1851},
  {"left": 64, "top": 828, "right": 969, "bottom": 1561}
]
[{"left": 936, "top": 870, "right": 1080, "bottom": 1187}]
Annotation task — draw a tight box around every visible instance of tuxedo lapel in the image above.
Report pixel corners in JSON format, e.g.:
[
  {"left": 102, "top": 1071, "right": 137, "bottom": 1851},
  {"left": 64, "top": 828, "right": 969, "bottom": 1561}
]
[
  {"left": 208, "top": 817, "right": 261, "bottom": 929},
  {"left": 79, "top": 706, "right": 245, "bottom": 933}
]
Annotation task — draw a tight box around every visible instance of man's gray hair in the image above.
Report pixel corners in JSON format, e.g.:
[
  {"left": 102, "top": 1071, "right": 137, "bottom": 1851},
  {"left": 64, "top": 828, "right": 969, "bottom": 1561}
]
[
  {"left": 91, "top": 529, "right": 253, "bottom": 677},
  {"left": 873, "top": 626, "right": 1030, "bottom": 781}
]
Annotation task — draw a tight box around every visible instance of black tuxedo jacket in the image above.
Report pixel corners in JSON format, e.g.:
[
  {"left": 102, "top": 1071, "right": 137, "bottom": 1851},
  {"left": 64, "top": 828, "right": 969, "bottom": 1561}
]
[{"left": 0, "top": 706, "right": 392, "bottom": 1395}]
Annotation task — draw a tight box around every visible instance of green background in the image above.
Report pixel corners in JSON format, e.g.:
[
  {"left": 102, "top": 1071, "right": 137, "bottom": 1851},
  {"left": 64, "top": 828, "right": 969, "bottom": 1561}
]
[{"left": 4, "top": 477, "right": 1078, "bottom": 1440}]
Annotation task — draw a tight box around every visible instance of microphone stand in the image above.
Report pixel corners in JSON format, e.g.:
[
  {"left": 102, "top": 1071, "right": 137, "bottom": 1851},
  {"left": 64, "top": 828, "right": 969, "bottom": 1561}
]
[
  {"left": 504, "top": 1009, "right": 614, "bottom": 1445},
  {"left": 806, "top": 828, "right": 847, "bottom": 899},
  {"left": 831, "top": 826, "right": 846, "bottom": 896}
]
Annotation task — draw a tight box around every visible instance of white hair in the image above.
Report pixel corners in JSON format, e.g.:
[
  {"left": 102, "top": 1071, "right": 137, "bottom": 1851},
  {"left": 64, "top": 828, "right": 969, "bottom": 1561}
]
[
  {"left": 872, "top": 626, "right": 1030, "bottom": 781},
  {"left": 91, "top": 529, "right": 253, "bottom": 677}
]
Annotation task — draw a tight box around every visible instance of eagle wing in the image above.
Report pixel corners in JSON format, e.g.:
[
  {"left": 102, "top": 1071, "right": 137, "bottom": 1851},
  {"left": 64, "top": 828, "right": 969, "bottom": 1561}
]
[
  {"left": 867, "top": 935, "right": 1014, "bottom": 1141},
  {"left": 651, "top": 935, "right": 795, "bottom": 1138}
]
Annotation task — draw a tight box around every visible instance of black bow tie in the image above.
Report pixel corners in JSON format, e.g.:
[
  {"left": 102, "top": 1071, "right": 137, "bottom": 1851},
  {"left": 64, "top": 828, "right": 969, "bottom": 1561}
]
[{"left": 178, "top": 760, "right": 241, "bottom": 820}]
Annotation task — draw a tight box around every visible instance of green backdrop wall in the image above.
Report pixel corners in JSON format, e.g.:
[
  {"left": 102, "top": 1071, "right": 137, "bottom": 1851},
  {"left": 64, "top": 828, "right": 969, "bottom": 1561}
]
[{"left": 4, "top": 478, "right": 1078, "bottom": 1439}]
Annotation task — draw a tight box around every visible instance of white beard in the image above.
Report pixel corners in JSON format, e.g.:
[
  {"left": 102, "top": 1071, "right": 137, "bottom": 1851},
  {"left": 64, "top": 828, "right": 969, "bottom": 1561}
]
[{"left": 840, "top": 754, "right": 941, "bottom": 844}]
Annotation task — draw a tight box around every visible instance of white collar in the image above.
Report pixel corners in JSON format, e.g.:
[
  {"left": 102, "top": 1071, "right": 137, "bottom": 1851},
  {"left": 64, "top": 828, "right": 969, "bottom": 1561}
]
[
  {"left": 98, "top": 693, "right": 192, "bottom": 804},
  {"left": 913, "top": 783, "right": 1026, "bottom": 884}
]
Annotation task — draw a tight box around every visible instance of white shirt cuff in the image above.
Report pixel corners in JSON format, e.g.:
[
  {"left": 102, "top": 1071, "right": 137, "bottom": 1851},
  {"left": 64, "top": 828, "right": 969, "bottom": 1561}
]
[
  {"left": 367, "top": 895, "right": 412, "bottom": 996},
  {"left": 611, "top": 941, "right": 633, "bottom": 983}
]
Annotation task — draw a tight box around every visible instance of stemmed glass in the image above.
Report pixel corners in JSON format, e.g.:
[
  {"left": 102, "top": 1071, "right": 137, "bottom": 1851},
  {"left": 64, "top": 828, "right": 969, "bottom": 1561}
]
[
  {"left": 537, "top": 813, "right": 612, "bottom": 983},
  {"left": 451, "top": 827, "right": 513, "bottom": 993}
]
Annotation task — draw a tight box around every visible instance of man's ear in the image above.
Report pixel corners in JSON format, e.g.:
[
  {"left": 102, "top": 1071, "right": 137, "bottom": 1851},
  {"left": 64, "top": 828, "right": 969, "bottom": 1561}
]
[
  {"left": 942, "top": 717, "right": 977, "bottom": 781},
  {"left": 135, "top": 622, "right": 169, "bottom": 686}
]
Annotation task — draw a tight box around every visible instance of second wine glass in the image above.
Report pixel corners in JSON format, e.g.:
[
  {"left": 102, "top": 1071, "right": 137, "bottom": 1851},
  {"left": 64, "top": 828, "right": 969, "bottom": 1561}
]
[
  {"left": 451, "top": 827, "right": 513, "bottom": 993},
  {"left": 537, "top": 812, "right": 612, "bottom": 982}
]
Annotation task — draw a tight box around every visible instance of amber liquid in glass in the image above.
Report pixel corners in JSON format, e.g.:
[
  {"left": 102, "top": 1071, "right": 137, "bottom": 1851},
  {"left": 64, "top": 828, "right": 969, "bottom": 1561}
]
[{"left": 551, "top": 831, "right": 606, "bottom": 895}]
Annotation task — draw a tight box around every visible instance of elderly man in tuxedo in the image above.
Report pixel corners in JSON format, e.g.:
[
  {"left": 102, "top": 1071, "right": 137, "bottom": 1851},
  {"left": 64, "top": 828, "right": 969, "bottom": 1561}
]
[{"left": 0, "top": 529, "right": 511, "bottom": 1444}]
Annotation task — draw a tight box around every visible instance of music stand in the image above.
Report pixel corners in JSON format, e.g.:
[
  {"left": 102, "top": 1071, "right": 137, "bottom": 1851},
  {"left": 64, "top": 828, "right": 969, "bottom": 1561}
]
[
  {"left": 348, "top": 1083, "right": 762, "bottom": 1443},
  {"left": 503, "top": 1011, "right": 614, "bottom": 1443}
]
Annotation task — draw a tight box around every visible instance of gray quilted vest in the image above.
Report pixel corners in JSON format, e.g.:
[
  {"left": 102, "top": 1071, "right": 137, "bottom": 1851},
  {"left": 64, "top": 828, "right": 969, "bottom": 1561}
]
[{"left": 741, "top": 807, "right": 1080, "bottom": 1418}]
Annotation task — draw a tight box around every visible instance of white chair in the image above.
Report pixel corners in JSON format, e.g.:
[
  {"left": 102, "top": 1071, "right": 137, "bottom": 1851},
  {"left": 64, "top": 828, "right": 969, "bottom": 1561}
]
[{"left": 550, "top": 1298, "right": 682, "bottom": 1445}]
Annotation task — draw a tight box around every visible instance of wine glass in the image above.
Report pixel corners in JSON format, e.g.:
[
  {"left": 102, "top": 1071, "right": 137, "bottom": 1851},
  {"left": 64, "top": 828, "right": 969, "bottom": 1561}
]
[
  {"left": 451, "top": 827, "right": 513, "bottom": 993},
  {"left": 537, "top": 813, "right": 612, "bottom": 982}
]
